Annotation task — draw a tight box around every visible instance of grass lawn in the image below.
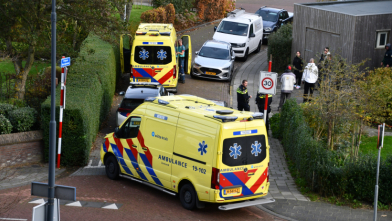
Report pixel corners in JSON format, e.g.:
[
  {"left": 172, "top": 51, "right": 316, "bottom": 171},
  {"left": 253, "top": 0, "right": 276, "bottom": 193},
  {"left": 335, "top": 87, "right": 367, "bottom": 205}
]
[
  {"left": 129, "top": 5, "right": 153, "bottom": 24},
  {"left": 360, "top": 136, "right": 392, "bottom": 159},
  {"left": 0, "top": 59, "right": 51, "bottom": 77}
]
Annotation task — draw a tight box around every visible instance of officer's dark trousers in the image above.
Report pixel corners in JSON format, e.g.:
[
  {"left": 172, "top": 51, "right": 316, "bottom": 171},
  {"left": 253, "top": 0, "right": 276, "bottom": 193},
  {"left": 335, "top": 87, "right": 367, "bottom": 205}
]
[{"left": 238, "top": 103, "right": 250, "bottom": 111}]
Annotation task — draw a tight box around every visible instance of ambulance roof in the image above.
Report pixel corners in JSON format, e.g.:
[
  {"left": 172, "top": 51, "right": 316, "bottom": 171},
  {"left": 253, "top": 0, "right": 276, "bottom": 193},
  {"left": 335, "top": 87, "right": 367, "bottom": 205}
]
[
  {"left": 137, "top": 23, "right": 175, "bottom": 32},
  {"left": 144, "top": 95, "right": 263, "bottom": 123}
]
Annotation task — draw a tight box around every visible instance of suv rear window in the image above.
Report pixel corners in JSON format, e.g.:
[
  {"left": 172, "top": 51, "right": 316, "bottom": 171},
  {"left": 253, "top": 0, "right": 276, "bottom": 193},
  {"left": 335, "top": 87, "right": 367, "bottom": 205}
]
[
  {"left": 222, "top": 135, "right": 266, "bottom": 167},
  {"left": 134, "top": 46, "right": 172, "bottom": 65},
  {"left": 120, "top": 99, "right": 145, "bottom": 109}
]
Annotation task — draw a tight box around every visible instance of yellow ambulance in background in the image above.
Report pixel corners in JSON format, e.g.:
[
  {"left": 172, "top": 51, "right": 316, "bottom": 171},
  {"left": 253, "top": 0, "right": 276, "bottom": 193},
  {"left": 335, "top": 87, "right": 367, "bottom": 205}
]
[
  {"left": 124, "top": 23, "right": 192, "bottom": 93},
  {"left": 100, "top": 95, "right": 273, "bottom": 210}
]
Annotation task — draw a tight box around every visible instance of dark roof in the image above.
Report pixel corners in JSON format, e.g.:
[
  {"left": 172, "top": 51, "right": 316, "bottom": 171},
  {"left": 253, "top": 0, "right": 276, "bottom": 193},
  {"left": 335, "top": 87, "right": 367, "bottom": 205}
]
[{"left": 300, "top": 1, "right": 392, "bottom": 16}]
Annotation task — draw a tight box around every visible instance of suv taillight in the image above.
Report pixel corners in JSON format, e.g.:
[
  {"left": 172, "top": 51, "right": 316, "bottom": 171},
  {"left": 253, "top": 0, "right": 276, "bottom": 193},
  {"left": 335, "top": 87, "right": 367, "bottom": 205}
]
[
  {"left": 267, "top": 162, "right": 269, "bottom": 182},
  {"left": 211, "top": 167, "right": 220, "bottom": 189},
  {"left": 173, "top": 65, "right": 176, "bottom": 79}
]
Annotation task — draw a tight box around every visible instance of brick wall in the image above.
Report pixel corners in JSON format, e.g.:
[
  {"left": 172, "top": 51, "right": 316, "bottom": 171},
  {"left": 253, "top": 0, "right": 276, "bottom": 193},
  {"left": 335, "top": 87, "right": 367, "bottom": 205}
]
[{"left": 0, "top": 131, "right": 43, "bottom": 167}]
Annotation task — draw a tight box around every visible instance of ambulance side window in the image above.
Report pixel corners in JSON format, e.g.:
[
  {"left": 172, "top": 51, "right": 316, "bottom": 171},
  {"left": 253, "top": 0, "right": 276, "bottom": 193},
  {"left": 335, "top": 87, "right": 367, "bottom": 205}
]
[{"left": 120, "top": 117, "right": 141, "bottom": 139}]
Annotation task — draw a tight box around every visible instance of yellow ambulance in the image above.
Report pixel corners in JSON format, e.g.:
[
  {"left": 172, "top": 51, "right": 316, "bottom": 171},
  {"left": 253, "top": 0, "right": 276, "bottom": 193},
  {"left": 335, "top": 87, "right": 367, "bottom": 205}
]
[
  {"left": 127, "top": 23, "right": 192, "bottom": 93},
  {"left": 100, "top": 95, "right": 273, "bottom": 210}
]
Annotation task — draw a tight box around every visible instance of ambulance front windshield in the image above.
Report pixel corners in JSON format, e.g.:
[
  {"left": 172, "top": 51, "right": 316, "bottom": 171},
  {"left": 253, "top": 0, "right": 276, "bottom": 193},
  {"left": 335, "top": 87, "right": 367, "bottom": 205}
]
[{"left": 222, "top": 135, "right": 266, "bottom": 167}]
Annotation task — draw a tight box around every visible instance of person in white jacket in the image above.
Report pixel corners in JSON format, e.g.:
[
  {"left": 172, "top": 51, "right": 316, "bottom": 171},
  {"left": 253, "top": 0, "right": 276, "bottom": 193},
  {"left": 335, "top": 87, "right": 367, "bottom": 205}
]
[
  {"left": 301, "top": 58, "right": 318, "bottom": 102},
  {"left": 278, "top": 65, "right": 296, "bottom": 110}
]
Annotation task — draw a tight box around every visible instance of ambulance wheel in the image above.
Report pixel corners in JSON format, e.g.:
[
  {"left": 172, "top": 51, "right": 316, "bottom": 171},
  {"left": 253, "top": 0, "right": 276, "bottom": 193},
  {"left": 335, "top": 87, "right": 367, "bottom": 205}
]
[
  {"left": 179, "top": 183, "right": 197, "bottom": 210},
  {"left": 105, "top": 155, "right": 119, "bottom": 180}
]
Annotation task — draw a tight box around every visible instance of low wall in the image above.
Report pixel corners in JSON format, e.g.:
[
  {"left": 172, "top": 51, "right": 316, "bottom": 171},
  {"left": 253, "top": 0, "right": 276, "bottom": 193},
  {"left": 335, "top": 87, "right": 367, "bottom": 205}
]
[{"left": 0, "top": 130, "right": 43, "bottom": 167}]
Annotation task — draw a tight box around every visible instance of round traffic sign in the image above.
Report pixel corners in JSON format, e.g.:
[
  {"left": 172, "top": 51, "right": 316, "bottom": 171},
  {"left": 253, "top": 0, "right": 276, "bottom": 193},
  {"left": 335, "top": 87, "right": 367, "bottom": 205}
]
[{"left": 261, "top": 77, "right": 274, "bottom": 90}]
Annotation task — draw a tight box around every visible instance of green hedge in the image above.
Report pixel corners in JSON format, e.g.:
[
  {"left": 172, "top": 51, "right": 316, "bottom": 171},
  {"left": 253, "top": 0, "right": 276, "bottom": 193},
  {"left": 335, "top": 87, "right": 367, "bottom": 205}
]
[
  {"left": 272, "top": 99, "right": 392, "bottom": 204},
  {"left": 0, "top": 103, "right": 16, "bottom": 118},
  {"left": 0, "top": 114, "right": 12, "bottom": 134},
  {"left": 8, "top": 107, "right": 37, "bottom": 132},
  {"left": 41, "top": 34, "right": 120, "bottom": 166},
  {"left": 267, "top": 23, "right": 292, "bottom": 73}
]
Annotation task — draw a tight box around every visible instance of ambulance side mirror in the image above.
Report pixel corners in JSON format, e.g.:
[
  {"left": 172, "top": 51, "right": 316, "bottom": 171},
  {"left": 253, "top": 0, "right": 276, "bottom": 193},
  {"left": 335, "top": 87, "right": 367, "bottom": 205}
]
[{"left": 114, "top": 127, "right": 120, "bottom": 138}]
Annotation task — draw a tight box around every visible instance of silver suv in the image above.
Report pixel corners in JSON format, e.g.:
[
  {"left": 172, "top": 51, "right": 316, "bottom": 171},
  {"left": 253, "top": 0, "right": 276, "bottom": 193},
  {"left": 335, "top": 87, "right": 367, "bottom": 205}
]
[{"left": 191, "top": 40, "right": 235, "bottom": 81}]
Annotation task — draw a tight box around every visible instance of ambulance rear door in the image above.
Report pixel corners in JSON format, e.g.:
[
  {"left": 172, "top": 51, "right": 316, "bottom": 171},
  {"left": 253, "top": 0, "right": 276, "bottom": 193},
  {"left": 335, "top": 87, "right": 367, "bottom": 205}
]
[
  {"left": 218, "top": 122, "right": 268, "bottom": 200},
  {"left": 120, "top": 34, "right": 133, "bottom": 74},
  {"left": 181, "top": 35, "right": 192, "bottom": 74}
]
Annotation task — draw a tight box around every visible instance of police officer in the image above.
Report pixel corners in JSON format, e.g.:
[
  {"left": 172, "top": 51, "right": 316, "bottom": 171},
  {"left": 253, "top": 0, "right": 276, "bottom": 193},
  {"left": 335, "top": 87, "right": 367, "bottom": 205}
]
[
  {"left": 256, "top": 92, "right": 273, "bottom": 132},
  {"left": 381, "top": 43, "right": 392, "bottom": 67},
  {"left": 237, "top": 80, "right": 252, "bottom": 111}
]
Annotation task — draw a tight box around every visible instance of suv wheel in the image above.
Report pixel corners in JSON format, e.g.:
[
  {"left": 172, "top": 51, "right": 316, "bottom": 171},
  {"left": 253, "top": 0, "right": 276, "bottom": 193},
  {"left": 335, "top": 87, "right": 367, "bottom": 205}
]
[{"left": 179, "top": 183, "right": 197, "bottom": 210}]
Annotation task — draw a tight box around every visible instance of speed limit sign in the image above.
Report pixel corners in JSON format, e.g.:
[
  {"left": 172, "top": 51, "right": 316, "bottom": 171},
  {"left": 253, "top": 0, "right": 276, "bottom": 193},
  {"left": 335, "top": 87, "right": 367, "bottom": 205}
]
[{"left": 259, "top": 71, "right": 277, "bottom": 94}]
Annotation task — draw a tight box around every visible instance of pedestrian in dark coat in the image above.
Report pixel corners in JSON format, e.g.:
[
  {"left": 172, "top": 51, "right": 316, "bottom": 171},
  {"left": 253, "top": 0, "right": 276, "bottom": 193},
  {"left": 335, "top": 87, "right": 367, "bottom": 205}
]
[
  {"left": 237, "top": 80, "right": 252, "bottom": 111},
  {"left": 256, "top": 93, "right": 273, "bottom": 131},
  {"left": 292, "top": 51, "right": 304, "bottom": 89},
  {"left": 381, "top": 43, "right": 392, "bottom": 67}
]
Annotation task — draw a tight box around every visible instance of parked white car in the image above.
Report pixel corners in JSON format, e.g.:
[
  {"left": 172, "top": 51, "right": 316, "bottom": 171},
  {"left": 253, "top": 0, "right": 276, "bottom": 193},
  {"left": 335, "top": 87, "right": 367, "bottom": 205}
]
[{"left": 213, "top": 9, "right": 263, "bottom": 61}]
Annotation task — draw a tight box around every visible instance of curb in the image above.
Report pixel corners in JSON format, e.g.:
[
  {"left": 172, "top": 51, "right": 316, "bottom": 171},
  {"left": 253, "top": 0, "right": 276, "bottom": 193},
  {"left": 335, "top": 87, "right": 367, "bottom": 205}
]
[
  {"left": 256, "top": 204, "right": 300, "bottom": 221},
  {"left": 177, "top": 19, "right": 223, "bottom": 35}
]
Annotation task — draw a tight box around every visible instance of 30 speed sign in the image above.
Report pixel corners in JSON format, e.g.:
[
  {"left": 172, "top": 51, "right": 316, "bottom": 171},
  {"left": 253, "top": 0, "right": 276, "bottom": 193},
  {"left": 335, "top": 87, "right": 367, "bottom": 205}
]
[{"left": 259, "top": 71, "right": 277, "bottom": 94}]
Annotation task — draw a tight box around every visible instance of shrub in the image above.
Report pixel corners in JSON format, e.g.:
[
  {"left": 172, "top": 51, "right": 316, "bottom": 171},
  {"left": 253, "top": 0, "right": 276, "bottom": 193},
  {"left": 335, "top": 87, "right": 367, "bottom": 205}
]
[
  {"left": 0, "top": 103, "right": 16, "bottom": 118},
  {"left": 269, "top": 113, "right": 282, "bottom": 139},
  {"left": 276, "top": 99, "right": 392, "bottom": 204},
  {"left": 195, "top": 0, "right": 235, "bottom": 21},
  {"left": 41, "top": 34, "right": 119, "bottom": 166},
  {"left": 141, "top": 5, "right": 175, "bottom": 24},
  {"left": 0, "top": 114, "right": 12, "bottom": 134},
  {"left": 267, "top": 23, "right": 293, "bottom": 73},
  {"left": 8, "top": 107, "right": 37, "bottom": 132},
  {"left": 152, "top": 0, "right": 195, "bottom": 14}
]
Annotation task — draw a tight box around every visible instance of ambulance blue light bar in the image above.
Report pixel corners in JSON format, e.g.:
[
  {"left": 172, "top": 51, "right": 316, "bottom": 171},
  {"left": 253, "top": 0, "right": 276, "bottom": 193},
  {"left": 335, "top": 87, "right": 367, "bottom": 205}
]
[
  {"left": 158, "top": 99, "right": 170, "bottom": 105},
  {"left": 213, "top": 115, "right": 237, "bottom": 122},
  {"left": 136, "top": 31, "right": 147, "bottom": 35},
  {"left": 252, "top": 112, "right": 264, "bottom": 119},
  {"left": 233, "top": 129, "right": 258, "bottom": 136},
  {"left": 143, "top": 42, "right": 164, "bottom": 45},
  {"left": 145, "top": 97, "right": 156, "bottom": 102}
]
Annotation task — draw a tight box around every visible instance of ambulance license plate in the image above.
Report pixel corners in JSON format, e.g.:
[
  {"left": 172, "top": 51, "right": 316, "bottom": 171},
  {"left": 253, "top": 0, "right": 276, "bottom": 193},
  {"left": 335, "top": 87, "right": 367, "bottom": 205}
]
[
  {"left": 205, "top": 71, "right": 216, "bottom": 75},
  {"left": 224, "top": 188, "right": 241, "bottom": 195},
  {"left": 137, "top": 78, "right": 150, "bottom": 82}
]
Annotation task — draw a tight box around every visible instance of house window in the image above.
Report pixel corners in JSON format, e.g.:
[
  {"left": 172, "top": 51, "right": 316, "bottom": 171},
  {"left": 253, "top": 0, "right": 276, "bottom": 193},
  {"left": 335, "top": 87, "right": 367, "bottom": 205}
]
[{"left": 376, "top": 31, "right": 389, "bottom": 49}]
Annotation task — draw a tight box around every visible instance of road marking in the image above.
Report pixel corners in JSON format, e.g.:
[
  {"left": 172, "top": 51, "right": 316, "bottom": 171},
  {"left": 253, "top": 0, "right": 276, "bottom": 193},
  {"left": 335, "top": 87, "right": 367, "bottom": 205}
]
[
  {"left": 29, "top": 198, "right": 45, "bottom": 204},
  {"left": 65, "top": 201, "right": 82, "bottom": 207},
  {"left": 84, "top": 160, "right": 105, "bottom": 168},
  {"left": 102, "top": 203, "right": 118, "bottom": 210},
  {"left": 0, "top": 219, "right": 28, "bottom": 221}
]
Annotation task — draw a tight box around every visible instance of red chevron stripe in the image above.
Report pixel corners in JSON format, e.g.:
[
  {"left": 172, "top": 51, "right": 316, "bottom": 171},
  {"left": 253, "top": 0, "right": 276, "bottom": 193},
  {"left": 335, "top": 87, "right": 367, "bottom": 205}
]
[
  {"left": 113, "top": 137, "right": 124, "bottom": 157},
  {"left": 158, "top": 68, "right": 173, "bottom": 84},
  {"left": 137, "top": 131, "right": 153, "bottom": 167},
  {"left": 219, "top": 173, "right": 234, "bottom": 188},
  {"left": 104, "top": 138, "right": 110, "bottom": 152},
  {"left": 249, "top": 167, "right": 268, "bottom": 193},
  {"left": 126, "top": 139, "right": 139, "bottom": 161}
]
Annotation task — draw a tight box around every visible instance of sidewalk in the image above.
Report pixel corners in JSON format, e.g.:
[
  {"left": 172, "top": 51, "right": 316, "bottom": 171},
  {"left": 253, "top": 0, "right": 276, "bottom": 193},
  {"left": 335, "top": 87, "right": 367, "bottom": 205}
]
[{"left": 230, "top": 48, "right": 392, "bottom": 221}]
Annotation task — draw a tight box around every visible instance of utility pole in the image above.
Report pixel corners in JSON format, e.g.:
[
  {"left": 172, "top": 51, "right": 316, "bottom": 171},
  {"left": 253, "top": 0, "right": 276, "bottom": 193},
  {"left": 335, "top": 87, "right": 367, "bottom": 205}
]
[{"left": 49, "top": 0, "right": 57, "bottom": 220}]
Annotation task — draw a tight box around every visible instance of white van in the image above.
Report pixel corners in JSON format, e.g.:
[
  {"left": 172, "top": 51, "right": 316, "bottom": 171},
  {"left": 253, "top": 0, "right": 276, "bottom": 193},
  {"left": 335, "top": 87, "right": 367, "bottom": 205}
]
[{"left": 213, "top": 9, "right": 263, "bottom": 61}]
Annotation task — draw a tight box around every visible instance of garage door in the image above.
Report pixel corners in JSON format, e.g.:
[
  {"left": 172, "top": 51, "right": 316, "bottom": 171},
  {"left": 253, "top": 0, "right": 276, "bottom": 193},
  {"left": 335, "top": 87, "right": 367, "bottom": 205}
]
[{"left": 304, "top": 28, "right": 341, "bottom": 63}]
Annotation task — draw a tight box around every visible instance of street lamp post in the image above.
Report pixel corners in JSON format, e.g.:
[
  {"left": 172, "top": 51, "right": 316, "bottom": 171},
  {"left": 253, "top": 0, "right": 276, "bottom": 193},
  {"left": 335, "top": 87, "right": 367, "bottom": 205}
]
[{"left": 48, "top": 0, "right": 57, "bottom": 220}]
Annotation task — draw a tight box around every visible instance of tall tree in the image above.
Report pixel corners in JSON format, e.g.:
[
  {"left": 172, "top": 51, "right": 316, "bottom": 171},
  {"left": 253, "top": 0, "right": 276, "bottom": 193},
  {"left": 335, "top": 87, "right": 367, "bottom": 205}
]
[{"left": 0, "top": 0, "right": 126, "bottom": 100}]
